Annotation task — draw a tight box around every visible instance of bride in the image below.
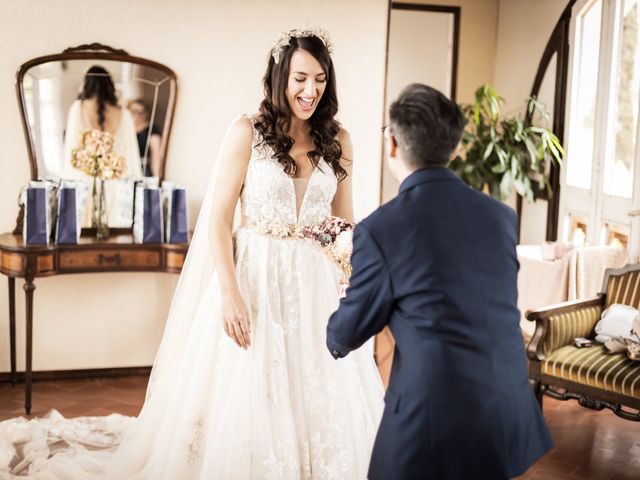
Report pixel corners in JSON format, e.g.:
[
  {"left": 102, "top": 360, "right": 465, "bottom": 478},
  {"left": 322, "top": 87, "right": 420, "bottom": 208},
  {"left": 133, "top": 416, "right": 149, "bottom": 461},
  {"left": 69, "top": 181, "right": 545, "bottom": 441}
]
[{"left": 0, "top": 28, "right": 383, "bottom": 479}]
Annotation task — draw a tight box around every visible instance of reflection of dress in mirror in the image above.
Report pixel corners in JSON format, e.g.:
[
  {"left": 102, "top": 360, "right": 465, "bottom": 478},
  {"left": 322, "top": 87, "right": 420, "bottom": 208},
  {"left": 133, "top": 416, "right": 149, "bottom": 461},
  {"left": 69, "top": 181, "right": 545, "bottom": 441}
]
[
  {"left": 128, "top": 99, "right": 162, "bottom": 177},
  {"left": 62, "top": 66, "right": 142, "bottom": 225}
]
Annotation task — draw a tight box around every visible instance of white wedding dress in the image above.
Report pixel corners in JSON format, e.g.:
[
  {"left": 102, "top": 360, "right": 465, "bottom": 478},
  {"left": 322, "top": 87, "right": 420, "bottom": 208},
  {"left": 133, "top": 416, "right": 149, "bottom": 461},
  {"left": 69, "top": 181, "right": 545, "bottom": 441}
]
[{"left": 0, "top": 116, "right": 384, "bottom": 479}]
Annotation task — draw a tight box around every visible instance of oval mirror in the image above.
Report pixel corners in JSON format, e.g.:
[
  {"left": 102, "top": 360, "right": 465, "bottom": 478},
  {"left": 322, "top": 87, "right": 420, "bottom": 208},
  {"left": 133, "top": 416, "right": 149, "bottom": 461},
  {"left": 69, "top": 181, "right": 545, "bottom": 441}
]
[{"left": 16, "top": 43, "right": 177, "bottom": 228}]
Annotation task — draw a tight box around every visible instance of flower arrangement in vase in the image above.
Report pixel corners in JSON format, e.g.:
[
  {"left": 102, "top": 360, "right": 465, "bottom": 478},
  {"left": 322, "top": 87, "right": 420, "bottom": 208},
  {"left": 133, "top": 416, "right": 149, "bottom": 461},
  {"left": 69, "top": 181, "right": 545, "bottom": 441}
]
[{"left": 71, "top": 129, "right": 125, "bottom": 239}]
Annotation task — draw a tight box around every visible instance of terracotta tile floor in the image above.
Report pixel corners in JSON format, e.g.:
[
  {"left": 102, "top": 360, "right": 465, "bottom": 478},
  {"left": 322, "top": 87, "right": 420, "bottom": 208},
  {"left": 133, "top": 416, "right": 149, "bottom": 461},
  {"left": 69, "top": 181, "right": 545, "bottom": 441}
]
[
  {"left": 513, "top": 397, "right": 640, "bottom": 479},
  {"left": 374, "top": 330, "right": 640, "bottom": 478},
  {"left": 0, "top": 376, "right": 148, "bottom": 419},
  {"left": 1, "top": 375, "right": 639, "bottom": 479}
]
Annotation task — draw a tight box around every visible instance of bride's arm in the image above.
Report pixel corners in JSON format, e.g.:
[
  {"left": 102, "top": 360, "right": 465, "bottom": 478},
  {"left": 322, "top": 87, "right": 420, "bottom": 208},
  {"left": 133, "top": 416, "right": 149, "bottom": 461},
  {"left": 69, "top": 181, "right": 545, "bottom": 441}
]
[
  {"left": 209, "top": 116, "right": 253, "bottom": 349},
  {"left": 331, "top": 128, "right": 354, "bottom": 223}
]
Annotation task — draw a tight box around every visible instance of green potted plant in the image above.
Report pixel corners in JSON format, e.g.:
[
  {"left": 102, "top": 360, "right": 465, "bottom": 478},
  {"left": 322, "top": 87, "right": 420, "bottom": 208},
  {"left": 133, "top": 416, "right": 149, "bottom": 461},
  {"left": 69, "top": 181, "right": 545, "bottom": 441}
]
[{"left": 449, "top": 84, "right": 564, "bottom": 201}]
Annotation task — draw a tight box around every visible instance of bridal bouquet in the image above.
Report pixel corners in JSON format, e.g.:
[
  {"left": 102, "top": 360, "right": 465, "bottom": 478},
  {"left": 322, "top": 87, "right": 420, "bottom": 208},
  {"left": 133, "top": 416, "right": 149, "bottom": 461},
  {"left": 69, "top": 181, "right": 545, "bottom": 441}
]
[
  {"left": 70, "top": 129, "right": 125, "bottom": 180},
  {"left": 299, "top": 216, "right": 354, "bottom": 280}
]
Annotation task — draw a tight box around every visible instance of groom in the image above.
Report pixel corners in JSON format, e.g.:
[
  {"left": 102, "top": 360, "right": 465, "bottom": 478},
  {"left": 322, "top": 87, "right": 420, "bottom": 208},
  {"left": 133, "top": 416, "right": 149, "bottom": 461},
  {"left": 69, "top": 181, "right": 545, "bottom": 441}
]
[{"left": 327, "top": 84, "right": 552, "bottom": 479}]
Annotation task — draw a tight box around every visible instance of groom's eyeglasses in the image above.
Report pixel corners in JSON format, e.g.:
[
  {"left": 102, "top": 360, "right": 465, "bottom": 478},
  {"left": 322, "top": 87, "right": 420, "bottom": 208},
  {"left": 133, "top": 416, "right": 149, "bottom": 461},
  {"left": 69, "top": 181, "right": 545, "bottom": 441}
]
[{"left": 382, "top": 125, "right": 395, "bottom": 143}]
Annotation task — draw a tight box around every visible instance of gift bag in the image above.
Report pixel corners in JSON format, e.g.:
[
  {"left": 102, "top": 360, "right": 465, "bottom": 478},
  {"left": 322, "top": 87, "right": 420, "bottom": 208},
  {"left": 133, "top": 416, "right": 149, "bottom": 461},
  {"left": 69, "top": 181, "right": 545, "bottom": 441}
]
[
  {"left": 162, "top": 182, "right": 189, "bottom": 244},
  {"left": 55, "top": 181, "right": 88, "bottom": 244},
  {"left": 111, "top": 176, "right": 157, "bottom": 228},
  {"left": 133, "top": 181, "right": 163, "bottom": 244},
  {"left": 23, "top": 181, "right": 57, "bottom": 244},
  {"left": 131, "top": 177, "right": 159, "bottom": 224}
]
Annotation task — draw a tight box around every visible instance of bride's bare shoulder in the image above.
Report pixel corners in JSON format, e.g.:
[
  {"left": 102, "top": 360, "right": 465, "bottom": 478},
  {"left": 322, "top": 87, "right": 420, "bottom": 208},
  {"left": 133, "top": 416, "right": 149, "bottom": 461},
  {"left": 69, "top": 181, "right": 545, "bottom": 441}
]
[
  {"left": 337, "top": 127, "right": 353, "bottom": 165},
  {"left": 231, "top": 114, "right": 254, "bottom": 134},
  {"left": 223, "top": 115, "right": 254, "bottom": 151},
  {"left": 337, "top": 127, "right": 352, "bottom": 147}
]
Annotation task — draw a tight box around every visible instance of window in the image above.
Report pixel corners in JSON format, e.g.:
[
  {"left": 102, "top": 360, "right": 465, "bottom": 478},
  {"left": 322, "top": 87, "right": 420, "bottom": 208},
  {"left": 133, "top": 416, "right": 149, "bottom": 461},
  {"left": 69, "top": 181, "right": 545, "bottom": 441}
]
[
  {"left": 566, "top": 0, "right": 602, "bottom": 191},
  {"left": 561, "top": 0, "right": 640, "bottom": 261},
  {"left": 605, "top": 0, "right": 638, "bottom": 198}
]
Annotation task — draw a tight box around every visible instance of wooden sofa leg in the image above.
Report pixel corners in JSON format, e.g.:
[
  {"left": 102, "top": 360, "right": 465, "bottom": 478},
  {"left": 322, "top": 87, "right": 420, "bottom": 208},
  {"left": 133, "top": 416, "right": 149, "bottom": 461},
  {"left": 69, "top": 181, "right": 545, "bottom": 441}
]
[{"left": 530, "top": 379, "right": 543, "bottom": 410}]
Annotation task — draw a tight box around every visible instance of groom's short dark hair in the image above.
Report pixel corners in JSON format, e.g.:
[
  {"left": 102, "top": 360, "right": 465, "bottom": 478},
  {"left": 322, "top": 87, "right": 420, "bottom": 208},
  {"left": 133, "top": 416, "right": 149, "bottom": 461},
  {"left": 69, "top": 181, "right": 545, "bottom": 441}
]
[{"left": 389, "top": 83, "right": 465, "bottom": 168}]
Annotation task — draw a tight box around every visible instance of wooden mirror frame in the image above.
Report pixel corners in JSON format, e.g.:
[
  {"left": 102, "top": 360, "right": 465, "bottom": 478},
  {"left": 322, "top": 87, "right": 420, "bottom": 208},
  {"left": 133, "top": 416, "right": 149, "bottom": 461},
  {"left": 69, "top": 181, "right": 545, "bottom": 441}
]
[{"left": 15, "top": 42, "right": 178, "bottom": 183}]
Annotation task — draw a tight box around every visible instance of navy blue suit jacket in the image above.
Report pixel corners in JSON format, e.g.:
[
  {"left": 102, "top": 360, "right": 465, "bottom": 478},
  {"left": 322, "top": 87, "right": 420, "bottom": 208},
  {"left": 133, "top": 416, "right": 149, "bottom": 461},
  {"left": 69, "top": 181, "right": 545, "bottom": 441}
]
[{"left": 327, "top": 167, "right": 552, "bottom": 480}]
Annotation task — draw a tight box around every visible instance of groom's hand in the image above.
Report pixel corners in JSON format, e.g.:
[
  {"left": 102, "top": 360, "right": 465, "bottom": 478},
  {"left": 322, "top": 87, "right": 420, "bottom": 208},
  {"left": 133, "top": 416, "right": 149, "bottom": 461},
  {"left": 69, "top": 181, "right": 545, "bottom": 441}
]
[{"left": 327, "top": 224, "right": 393, "bottom": 358}]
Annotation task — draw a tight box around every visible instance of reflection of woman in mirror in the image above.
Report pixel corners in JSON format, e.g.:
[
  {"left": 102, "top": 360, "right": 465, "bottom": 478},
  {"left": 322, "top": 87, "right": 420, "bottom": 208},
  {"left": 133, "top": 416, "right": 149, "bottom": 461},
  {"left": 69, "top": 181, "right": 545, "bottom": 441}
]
[
  {"left": 62, "top": 65, "right": 142, "bottom": 226},
  {"left": 62, "top": 65, "right": 142, "bottom": 179},
  {"left": 127, "top": 99, "right": 162, "bottom": 176}
]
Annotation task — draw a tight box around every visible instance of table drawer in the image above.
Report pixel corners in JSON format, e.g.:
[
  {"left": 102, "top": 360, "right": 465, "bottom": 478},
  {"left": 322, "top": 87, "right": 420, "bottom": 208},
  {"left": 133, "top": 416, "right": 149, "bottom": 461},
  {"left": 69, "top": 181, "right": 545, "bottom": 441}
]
[
  {"left": 165, "top": 251, "right": 186, "bottom": 271},
  {"left": 59, "top": 249, "right": 161, "bottom": 271}
]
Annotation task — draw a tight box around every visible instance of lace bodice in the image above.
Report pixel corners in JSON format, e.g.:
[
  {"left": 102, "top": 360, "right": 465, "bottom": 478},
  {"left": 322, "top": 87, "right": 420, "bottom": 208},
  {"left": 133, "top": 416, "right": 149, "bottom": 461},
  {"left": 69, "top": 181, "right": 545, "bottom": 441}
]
[{"left": 240, "top": 118, "right": 337, "bottom": 227}]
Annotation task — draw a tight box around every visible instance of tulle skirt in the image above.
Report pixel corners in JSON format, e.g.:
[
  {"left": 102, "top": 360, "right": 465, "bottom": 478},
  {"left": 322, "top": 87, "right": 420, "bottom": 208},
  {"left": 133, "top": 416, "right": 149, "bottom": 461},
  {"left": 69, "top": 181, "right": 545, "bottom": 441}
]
[{"left": 1, "top": 229, "right": 384, "bottom": 479}]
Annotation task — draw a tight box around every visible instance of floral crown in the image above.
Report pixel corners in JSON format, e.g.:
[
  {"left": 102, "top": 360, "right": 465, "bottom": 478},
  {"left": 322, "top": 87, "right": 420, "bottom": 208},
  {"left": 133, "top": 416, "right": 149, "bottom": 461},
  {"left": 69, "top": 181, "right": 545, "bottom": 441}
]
[{"left": 271, "top": 26, "right": 333, "bottom": 64}]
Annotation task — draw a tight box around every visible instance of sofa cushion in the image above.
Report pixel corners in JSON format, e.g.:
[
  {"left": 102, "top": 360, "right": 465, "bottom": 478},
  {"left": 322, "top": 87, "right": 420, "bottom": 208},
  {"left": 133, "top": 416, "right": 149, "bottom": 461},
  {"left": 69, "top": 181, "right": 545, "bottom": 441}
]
[
  {"left": 542, "top": 345, "right": 640, "bottom": 398},
  {"left": 604, "top": 269, "right": 640, "bottom": 309},
  {"left": 542, "top": 306, "right": 602, "bottom": 355},
  {"left": 595, "top": 303, "right": 640, "bottom": 343}
]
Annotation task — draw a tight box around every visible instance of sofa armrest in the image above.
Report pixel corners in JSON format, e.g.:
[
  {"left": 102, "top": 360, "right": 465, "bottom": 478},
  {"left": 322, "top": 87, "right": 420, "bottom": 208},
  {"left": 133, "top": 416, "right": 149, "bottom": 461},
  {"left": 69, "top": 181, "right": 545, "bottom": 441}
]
[{"left": 526, "top": 295, "right": 605, "bottom": 361}]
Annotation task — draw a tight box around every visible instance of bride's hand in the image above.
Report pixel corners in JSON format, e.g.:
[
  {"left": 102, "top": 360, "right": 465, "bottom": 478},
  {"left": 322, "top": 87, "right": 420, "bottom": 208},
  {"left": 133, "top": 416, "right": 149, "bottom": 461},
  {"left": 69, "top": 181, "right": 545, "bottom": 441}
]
[
  {"left": 221, "top": 288, "right": 251, "bottom": 349},
  {"left": 338, "top": 279, "right": 348, "bottom": 298}
]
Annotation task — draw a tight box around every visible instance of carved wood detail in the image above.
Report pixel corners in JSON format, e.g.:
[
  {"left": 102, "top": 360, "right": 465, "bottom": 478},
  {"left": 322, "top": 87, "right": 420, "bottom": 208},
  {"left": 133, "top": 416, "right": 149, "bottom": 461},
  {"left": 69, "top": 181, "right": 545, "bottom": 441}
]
[{"left": 62, "top": 43, "right": 129, "bottom": 55}]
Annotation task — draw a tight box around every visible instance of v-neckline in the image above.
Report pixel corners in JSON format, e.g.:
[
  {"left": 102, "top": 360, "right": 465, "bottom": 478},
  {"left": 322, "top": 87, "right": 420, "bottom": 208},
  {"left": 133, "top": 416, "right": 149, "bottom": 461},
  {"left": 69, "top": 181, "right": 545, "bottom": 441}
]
[
  {"left": 289, "top": 161, "right": 320, "bottom": 223},
  {"left": 252, "top": 124, "right": 321, "bottom": 223}
]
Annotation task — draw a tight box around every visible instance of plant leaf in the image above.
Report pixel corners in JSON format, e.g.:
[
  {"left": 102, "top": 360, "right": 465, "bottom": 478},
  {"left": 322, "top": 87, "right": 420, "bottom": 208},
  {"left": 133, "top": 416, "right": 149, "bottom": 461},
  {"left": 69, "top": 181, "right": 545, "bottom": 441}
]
[
  {"left": 500, "top": 170, "right": 513, "bottom": 199},
  {"left": 482, "top": 141, "right": 494, "bottom": 161}
]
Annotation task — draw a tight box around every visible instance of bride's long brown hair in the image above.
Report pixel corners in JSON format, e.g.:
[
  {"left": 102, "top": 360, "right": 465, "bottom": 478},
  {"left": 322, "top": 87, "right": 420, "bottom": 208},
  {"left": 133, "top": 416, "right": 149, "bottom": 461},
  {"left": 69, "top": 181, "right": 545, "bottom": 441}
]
[
  {"left": 78, "top": 65, "right": 118, "bottom": 131},
  {"left": 254, "top": 35, "right": 347, "bottom": 181}
]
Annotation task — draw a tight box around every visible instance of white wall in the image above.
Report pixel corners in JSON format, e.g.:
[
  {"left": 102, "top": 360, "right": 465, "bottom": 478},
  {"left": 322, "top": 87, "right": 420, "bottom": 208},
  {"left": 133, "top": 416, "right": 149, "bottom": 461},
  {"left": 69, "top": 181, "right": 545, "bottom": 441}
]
[
  {"left": 494, "top": 0, "right": 568, "bottom": 112},
  {"left": 493, "top": 0, "right": 569, "bottom": 243},
  {"left": 0, "top": 0, "right": 389, "bottom": 372}
]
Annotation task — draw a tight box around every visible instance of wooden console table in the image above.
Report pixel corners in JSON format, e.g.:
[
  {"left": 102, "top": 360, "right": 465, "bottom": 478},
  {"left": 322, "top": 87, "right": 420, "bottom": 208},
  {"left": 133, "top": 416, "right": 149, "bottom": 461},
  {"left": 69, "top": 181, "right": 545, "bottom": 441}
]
[{"left": 0, "top": 232, "right": 187, "bottom": 414}]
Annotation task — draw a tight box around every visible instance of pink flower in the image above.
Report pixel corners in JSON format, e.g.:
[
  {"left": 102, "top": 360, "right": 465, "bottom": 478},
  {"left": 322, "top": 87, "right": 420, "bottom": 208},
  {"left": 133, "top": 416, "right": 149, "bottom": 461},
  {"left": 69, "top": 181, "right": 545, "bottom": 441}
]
[{"left": 71, "top": 129, "right": 126, "bottom": 179}]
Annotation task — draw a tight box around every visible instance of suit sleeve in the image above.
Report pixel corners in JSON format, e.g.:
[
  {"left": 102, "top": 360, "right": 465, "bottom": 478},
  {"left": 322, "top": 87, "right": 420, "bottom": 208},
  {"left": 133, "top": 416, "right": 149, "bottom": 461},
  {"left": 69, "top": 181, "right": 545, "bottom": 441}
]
[{"left": 326, "top": 224, "right": 394, "bottom": 359}]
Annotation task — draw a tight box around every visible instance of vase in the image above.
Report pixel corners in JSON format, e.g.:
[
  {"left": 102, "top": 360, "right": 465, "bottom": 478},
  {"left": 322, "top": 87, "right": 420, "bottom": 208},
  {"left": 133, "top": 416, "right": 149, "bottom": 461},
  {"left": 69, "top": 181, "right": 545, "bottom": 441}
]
[{"left": 91, "top": 176, "right": 109, "bottom": 240}]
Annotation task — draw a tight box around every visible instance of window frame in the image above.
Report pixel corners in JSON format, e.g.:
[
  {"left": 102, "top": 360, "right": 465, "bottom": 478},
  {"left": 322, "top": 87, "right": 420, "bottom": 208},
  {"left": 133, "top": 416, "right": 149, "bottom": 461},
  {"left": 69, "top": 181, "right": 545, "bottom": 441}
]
[{"left": 560, "top": 0, "right": 640, "bottom": 261}]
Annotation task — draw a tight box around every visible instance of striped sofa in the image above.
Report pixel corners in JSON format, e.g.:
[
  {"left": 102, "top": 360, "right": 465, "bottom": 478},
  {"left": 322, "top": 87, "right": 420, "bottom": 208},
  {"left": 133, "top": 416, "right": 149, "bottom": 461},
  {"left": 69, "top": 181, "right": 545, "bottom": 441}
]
[{"left": 526, "top": 263, "right": 640, "bottom": 421}]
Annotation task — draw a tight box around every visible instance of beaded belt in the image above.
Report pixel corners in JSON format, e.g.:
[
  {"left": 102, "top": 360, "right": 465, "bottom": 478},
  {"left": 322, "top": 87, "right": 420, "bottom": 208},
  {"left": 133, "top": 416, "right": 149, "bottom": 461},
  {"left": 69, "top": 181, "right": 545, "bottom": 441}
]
[
  {"left": 241, "top": 216, "right": 354, "bottom": 278},
  {"left": 243, "top": 218, "right": 309, "bottom": 239}
]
